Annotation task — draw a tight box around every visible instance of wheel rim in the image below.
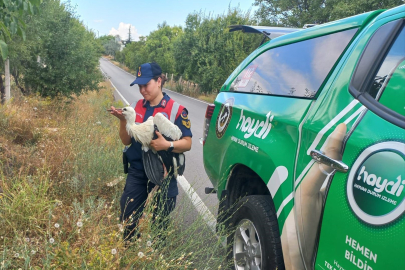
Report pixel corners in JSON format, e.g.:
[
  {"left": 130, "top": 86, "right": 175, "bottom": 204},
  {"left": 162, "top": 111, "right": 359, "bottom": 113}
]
[{"left": 233, "top": 219, "right": 262, "bottom": 270}]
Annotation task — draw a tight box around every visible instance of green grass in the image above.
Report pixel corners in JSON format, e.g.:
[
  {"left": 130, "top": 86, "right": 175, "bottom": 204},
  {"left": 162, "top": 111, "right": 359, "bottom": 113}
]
[{"left": 0, "top": 80, "right": 230, "bottom": 269}]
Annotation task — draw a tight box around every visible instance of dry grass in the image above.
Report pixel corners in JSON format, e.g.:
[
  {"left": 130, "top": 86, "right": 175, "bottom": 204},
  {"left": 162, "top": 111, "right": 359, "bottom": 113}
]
[
  {"left": 108, "top": 59, "right": 137, "bottom": 76},
  {"left": 198, "top": 93, "right": 217, "bottom": 104},
  {"left": 103, "top": 55, "right": 114, "bottom": 60},
  {"left": 0, "top": 80, "right": 228, "bottom": 269}
]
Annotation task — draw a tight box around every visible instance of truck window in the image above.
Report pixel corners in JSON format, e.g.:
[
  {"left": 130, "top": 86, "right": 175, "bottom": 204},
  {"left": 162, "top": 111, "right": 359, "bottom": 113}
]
[
  {"left": 350, "top": 19, "right": 405, "bottom": 128},
  {"left": 229, "top": 28, "right": 357, "bottom": 98},
  {"left": 372, "top": 26, "right": 405, "bottom": 117}
]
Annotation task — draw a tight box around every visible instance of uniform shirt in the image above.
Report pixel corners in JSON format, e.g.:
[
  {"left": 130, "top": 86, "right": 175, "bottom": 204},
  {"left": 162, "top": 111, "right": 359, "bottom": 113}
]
[{"left": 124, "top": 93, "right": 192, "bottom": 197}]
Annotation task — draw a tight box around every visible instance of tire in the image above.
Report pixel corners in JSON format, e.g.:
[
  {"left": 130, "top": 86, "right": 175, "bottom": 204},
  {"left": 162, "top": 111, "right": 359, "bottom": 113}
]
[{"left": 227, "top": 195, "right": 284, "bottom": 270}]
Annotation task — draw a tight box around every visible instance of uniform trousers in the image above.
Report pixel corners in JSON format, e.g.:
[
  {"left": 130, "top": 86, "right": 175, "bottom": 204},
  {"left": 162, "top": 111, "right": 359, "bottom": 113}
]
[{"left": 120, "top": 169, "right": 176, "bottom": 240}]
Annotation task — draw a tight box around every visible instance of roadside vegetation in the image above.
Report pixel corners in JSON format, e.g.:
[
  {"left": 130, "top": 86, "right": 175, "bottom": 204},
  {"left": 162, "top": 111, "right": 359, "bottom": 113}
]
[
  {"left": 104, "top": 0, "right": 402, "bottom": 95},
  {"left": 113, "top": 8, "right": 262, "bottom": 96},
  {"left": 1, "top": 0, "right": 403, "bottom": 268},
  {"left": 0, "top": 81, "right": 229, "bottom": 269},
  {"left": 0, "top": 0, "right": 229, "bottom": 268},
  {"left": 1, "top": 0, "right": 102, "bottom": 100}
]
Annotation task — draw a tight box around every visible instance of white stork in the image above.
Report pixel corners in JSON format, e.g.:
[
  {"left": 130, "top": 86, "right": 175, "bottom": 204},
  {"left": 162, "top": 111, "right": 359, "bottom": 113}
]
[
  {"left": 121, "top": 106, "right": 183, "bottom": 178},
  {"left": 121, "top": 106, "right": 182, "bottom": 152}
]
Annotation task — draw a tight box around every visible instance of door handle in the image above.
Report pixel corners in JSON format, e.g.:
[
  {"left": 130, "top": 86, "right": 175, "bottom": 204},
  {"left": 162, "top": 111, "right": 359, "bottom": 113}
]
[{"left": 310, "top": 150, "right": 349, "bottom": 173}]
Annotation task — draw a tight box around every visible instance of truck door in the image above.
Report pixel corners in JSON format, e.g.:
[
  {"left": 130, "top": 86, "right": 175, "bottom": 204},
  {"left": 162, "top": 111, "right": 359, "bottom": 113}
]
[
  {"left": 314, "top": 15, "right": 405, "bottom": 270},
  {"left": 290, "top": 7, "right": 405, "bottom": 270}
]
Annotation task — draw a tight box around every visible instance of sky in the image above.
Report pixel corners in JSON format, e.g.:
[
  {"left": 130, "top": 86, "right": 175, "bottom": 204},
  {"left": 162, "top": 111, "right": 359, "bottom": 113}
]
[{"left": 67, "top": 0, "right": 257, "bottom": 41}]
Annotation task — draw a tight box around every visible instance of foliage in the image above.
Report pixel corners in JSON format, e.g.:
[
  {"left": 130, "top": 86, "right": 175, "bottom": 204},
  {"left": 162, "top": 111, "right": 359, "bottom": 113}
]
[
  {"left": 253, "top": 0, "right": 404, "bottom": 27},
  {"left": 117, "top": 7, "right": 261, "bottom": 94},
  {"left": 116, "top": 22, "right": 182, "bottom": 75},
  {"left": 98, "top": 35, "right": 121, "bottom": 57},
  {"left": 7, "top": 0, "right": 102, "bottom": 97},
  {"left": 0, "top": 0, "right": 41, "bottom": 59},
  {"left": 327, "top": 0, "right": 404, "bottom": 21},
  {"left": 116, "top": 2, "right": 404, "bottom": 94},
  {"left": 173, "top": 8, "right": 262, "bottom": 93},
  {"left": 143, "top": 22, "right": 183, "bottom": 74},
  {"left": 115, "top": 36, "right": 147, "bottom": 71},
  {"left": 98, "top": 34, "right": 115, "bottom": 44}
]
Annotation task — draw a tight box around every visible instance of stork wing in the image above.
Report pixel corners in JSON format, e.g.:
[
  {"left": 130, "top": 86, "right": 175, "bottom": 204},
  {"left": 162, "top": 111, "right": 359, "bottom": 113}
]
[
  {"left": 142, "top": 150, "right": 165, "bottom": 186},
  {"left": 153, "top": 113, "right": 182, "bottom": 140},
  {"left": 149, "top": 124, "right": 185, "bottom": 179}
]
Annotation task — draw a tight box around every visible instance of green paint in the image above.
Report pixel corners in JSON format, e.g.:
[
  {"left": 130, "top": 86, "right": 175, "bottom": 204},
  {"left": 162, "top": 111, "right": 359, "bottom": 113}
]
[
  {"left": 202, "top": 3, "right": 405, "bottom": 269},
  {"left": 315, "top": 113, "right": 405, "bottom": 270}
]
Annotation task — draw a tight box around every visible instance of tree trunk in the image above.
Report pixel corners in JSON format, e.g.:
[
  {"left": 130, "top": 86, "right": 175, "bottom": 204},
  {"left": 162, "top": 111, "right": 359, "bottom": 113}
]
[
  {"left": 12, "top": 69, "right": 27, "bottom": 95},
  {"left": 5, "top": 58, "right": 10, "bottom": 102},
  {"left": 0, "top": 75, "right": 4, "bottom": 104}
]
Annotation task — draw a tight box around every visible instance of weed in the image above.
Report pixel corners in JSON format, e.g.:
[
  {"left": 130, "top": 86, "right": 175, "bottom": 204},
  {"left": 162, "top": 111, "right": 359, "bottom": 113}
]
[{"left": 0, "top": 80, "right": 231, "bottom": 269}]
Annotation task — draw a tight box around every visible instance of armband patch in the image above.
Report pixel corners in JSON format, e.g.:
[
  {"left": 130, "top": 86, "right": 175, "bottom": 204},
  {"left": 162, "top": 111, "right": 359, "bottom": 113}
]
[
  {"left": 182, "top": 120, "right": 191, "bottom": 129},
  {"left": 181, "top": 110, "right": 188, "bottom": 120}
]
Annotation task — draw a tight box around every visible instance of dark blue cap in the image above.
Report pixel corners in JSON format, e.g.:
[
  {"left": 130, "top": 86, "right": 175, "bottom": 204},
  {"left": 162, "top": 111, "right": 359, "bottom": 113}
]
[{"left": 130, "top": 62, "right": 162, "bottom": 86}]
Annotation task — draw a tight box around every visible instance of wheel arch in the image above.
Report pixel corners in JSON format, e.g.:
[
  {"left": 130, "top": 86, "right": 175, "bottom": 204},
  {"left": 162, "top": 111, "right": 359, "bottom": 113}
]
[{"left": 225, "top": 164, "right": 272, "bottom": 209}]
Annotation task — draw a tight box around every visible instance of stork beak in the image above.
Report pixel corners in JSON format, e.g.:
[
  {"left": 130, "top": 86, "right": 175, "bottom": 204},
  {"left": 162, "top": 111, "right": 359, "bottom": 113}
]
[{"left": 106, "top": 108, "right": 123, "bottom": 112}]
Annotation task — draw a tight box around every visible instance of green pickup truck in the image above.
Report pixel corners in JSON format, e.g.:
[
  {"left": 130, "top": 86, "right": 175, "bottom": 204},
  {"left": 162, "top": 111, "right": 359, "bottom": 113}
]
[{"left": 202, "top": 4, "right": 405, "bottom": 270}]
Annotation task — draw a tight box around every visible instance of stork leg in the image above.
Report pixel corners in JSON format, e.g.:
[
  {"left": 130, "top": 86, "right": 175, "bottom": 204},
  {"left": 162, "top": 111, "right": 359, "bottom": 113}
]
[
  {"left": 162, "top": 163, "right": 168, "bottom": 178},
  {"left": 157, "top": 155, "right": 168, "bottom": 178},
  {"left": 173, "top": 156, "right": 178, "bottom": 178}
]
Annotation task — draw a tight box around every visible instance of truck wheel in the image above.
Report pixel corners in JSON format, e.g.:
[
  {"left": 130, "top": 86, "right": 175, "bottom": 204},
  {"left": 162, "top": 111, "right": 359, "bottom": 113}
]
[{"left": 227, "top": 195, "right": 284, "bottom": 270}]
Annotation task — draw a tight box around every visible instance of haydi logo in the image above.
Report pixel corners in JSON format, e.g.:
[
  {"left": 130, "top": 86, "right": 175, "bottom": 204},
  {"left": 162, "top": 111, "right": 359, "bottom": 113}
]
[
  {"left": 347, "top": 142, "right": 405, "bottom": 225},
  {"left": 236, "top": 109, "right": 274, "bottom": 139},
  {"left": 356, "top": 166, "right": 405, "bottom": 197}
]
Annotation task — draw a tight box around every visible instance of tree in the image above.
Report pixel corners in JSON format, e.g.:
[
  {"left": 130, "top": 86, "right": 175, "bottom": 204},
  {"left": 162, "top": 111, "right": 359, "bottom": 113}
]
[
  {"left": 126, "top": 26, "right": 132, "bottom": 45},
  {"left": 104, "top": 37, "right": 121, "bottom": 57},
  {"left": 9, "top": 0, "right": 102, "bottom": 97},
  {"left": 173, "top": 13, "right": 201, "bottom": 80},
  {"left": 118, "top": 36, "right": 147, "bottom": 70},
  {"left": 117, "top": 22, "right": 182, "bottom": 74},
  {"left": 0, "top": 0, "right": 42, "bottom": 102},
  {"left": 143, "top": 22, "right": 183, "bottom": 74},
  {"left": 97, "top": 35, "right": 121, "bottom": 56},
  {"left": 115, "top": 7, "right": 263, "bottom": 94},
  {"left": 253, "top": 0, "right": 404, "bottom": 27},
  {"left": 327, "top": 0, "right": 404, "bottom": 21},
  {"left": 0, "top": 0, "right": 41, "bottom": 59},
  {"left": 173, "top": 7, "right": 262, "bottom": 93}
]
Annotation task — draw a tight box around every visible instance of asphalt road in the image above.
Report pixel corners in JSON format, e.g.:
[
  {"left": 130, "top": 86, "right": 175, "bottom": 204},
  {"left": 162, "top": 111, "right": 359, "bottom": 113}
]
[{"left": 99, "top": 58, "right": 219, "bottom": 220}]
